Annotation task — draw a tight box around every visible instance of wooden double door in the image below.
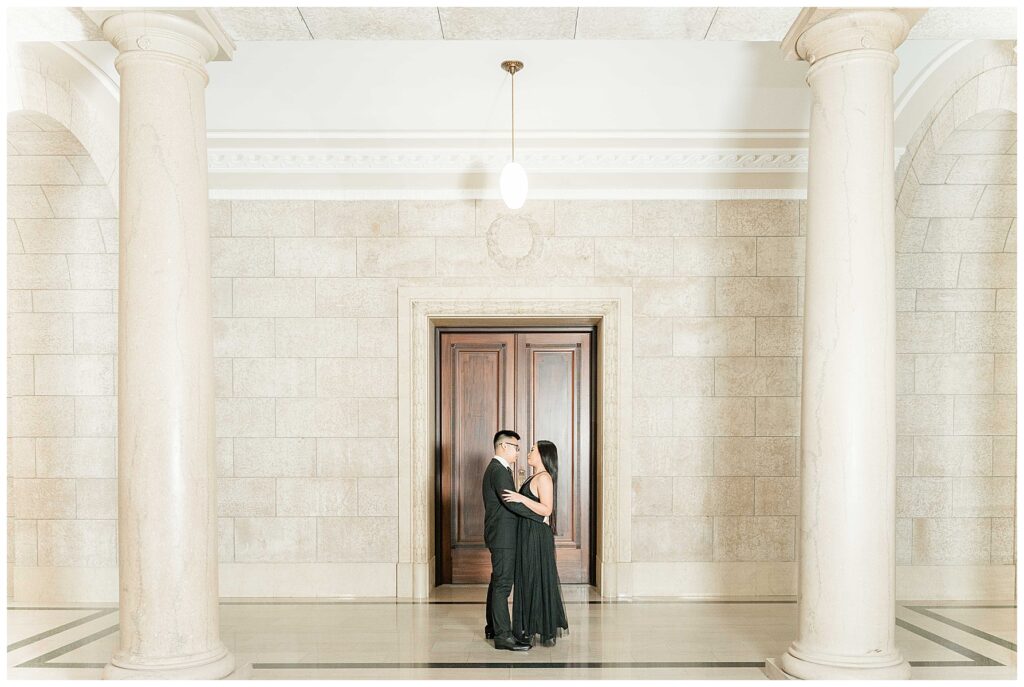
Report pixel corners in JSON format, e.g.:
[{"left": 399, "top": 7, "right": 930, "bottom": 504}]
[{"left": 437, "top": 328, "right": 594, "bottom": 585}]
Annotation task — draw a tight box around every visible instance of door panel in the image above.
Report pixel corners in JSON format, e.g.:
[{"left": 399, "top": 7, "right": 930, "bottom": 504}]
[
  {"left": 439, "top": 329, "right": 592, "bottom": 585},
  {"left": 440, "top": 333, "right": 515, "bottom": 584},
  {"left": 516, "top": 333, "right": 590, "bottom": 584}
]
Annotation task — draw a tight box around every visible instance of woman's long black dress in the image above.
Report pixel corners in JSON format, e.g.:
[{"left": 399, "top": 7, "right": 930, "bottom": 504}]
[{"left": 512, "top": 474, "right": 569, "bottom": 643}]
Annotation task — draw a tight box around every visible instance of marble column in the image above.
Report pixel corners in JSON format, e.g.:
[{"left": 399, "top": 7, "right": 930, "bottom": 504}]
[
  {"left": 766, "top": 8, "right": 923, "bottom": 681},
  {"left": 90, "top": 10, "right": 235, "bottom": 679}
]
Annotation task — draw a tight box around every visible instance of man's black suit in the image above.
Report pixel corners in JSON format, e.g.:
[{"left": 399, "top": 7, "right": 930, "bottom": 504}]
[{"left": 482, "top": 457, "right": 545, "bottom": 639}]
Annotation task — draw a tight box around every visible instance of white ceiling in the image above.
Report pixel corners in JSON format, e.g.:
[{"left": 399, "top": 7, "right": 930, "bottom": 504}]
[
  {"left": 7, "top": 6, "right": 1019, "bottom": 42},
  {"left": 7, "top": 7, "right": 1017, "bottom": 199}
]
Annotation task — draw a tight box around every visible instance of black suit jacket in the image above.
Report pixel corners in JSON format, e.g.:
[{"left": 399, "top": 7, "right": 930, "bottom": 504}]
[{"left": 482, "top": 458, "right": 545, "bottom": 549}]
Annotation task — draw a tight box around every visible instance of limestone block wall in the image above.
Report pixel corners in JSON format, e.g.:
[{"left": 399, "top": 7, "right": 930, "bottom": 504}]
[
  {"left": 894, "top": 108, "right": 1017, "bottom": 598},
  {"left": 7, "top": 110, "right": 119, "bottom": 600},
  {"left": 7, "top": 110, "right": 1016, "bottom": 601}
]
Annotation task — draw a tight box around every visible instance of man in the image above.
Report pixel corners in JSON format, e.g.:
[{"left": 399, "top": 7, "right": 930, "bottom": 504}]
[{"left": 482, "top": 429, "right": 545, "bottom": 651}]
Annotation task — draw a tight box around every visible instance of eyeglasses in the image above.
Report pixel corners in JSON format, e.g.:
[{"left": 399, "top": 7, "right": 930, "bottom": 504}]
[{"left": 500, "top": 442, "right": 520, "bottom": 452}]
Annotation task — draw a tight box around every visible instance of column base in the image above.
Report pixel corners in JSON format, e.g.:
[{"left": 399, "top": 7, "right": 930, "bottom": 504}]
[
  {"left": 766, "top": 648, "right": 911, "bottom": 680},
  {"left": 764, "top": 658, "right": 797, "bottom": 679},
  {"left": 103, "top": 645, "right": 234, "bottom": 680}
]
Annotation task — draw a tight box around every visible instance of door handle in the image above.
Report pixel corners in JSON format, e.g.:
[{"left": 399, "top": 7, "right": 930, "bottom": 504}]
[{"left": 518, "top": 468, "right": 526, "bottom": 477}]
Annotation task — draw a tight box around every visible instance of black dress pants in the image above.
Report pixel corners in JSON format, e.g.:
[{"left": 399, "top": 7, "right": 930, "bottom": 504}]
[{"left": 485, "top": 547, "right": 515, "bottom": 637}]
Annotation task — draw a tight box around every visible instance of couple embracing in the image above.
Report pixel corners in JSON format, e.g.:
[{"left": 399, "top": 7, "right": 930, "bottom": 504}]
[{"left": 482, "top": 430, "right": 569, "bottom": 651}]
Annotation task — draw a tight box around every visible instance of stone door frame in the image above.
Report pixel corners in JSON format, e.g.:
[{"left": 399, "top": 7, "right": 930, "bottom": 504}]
[{"left": 396, "top": 286, "right": 633, "bottom": 599}]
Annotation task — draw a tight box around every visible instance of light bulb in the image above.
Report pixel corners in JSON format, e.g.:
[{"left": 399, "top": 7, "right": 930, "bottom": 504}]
[{"left": 500, "top": 161, "right": 528, "bottom": 210}]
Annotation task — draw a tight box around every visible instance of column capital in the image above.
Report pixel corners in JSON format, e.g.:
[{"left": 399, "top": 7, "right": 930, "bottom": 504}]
[
  {"left": 83, "top": 8, "right": 234, "bottom": 65},
  {"left": 781, "top": 8, "right": 925, "bottom": 65}
]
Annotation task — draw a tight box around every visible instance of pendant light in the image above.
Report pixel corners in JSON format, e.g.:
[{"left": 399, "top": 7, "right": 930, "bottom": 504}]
[{"left": 500, "top": 60, "right": 528, "bottom": 209}]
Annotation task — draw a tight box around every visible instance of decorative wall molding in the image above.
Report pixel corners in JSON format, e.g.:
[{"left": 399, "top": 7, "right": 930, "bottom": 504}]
[
  {"left": 206, "top": 131, "right": 814, "bottom": 198},
  {"left": 397, "top": 287, "right": 633, "bottom": 599},
  {"left": 208, "top": 146, "right": 810, "bottom": 173}
]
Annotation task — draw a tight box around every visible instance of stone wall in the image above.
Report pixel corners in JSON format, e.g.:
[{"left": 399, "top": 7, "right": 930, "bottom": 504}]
[
  {"left": 7, "top": 110, "right": 118, "bottom": 600},
  {"left": 7, "top": 106, "right": 1016, "bottom": 600}
]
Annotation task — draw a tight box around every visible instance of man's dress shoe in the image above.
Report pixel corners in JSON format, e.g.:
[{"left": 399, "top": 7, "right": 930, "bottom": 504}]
[
  {"left": 484, "top": 626, "right": 495, "bottom": 640},
  {"left": 494, "top": 634, "right": 530, "bottom": 651}
]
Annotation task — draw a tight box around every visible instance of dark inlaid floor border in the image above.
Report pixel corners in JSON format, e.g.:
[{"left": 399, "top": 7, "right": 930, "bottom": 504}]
[
  {"left": 7, "top": 601, "right": 1011, "bottom": 672},
  {"left": 14, "top": 623, "right": 119, "bottom": 669},
  {"left": 7, "top": 608, "right": 117, "bottom": 652},
  {"left": 905, "top": 605, "right": 1017, "bottom": 652},
  {"left": 251, "top": 661, "right": 770, "bottom": 670},
  {"left": 896, "top": 617, "right": 1003, "bottom": 667},
  {"left": 218, "top": 599, "right": 798, "bottom": 606}
]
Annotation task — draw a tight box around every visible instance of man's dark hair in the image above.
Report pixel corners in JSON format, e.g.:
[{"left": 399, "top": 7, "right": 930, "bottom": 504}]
[{"left": 493, "top": 429, "right": 520, "bottom": 450}]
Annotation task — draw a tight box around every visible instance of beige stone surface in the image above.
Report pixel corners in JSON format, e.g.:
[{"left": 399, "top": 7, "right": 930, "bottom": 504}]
[
  {"left": 315, "top": 200, "right": 398, "bottom": 237},
  {"left": 36, "top": 437, "right": 115, "bottom": 477},
  {"left": 317, "top": 516, "right": 397, "bottom": 561},
  {"left": 277, "top": 477, "right": 358, "bottom": 516},
  {"left": 631, "top": 476, "right": 674, "bottom": 515},
  {"left": 231, "top": 200, "right": 313, "bottom": 237},
  {"left": 315, "top": 278, "right": 398, "bottom": 317},
  {"left": 317, "top": 358, "right": 397, "bottom": 398},
  {"left": 896, "top": 477, "right": 952, "bottom": 517},
  {"left": 211, "top": 237, "right": 274, "bottom": 277},
  {"left": 898, "top": 395, "right": 955, "bottom": 435},
  {"left": 913, "top": 518, "right": 991, "bottom": 564},
  {"left": 30, "top": 290, "right": 109, "bottom": 315},
  {"left": 276, "top": 318, "right": 357, "bottom": 358},
  {"left": 15, "top": 218, "right": 105, "bottom": 253},
  {"left": 717, "top": 200, "right": 798, "bottom": 236},
  {"left": 754, "top": 476, "right": 799, "bottom": 516},
  {"left": 597, "top": 237, "right": 674, "bottom": 276},
  {"left": 634, "top": 277, "right": 715, "bottom": 317},
  {"left": 357, "top": 237, "right": 435, "bottom": 277},
  {"left": 234, "top": 517, "right": 316, "bottom": 562},
  {"left": 714, "top": 357, "right": 798, "bottom": 397},
  {"left": 896, "top": 312, "right": 955, "bottom": 352},
  {"left": 634, "top": 357, "right": 714, "bottom": 397},
  {"left": 631, "top": 436, "right": 714, "bottom": 479},
  {"left": 713, "top": 515, "right": 794, "bottom": 561},
  {"left": 674, "top": 317, "right": 754, "bottom": 356},
  {"left": 554, "top": 200, "right": 631, "bottom": 236},
  {"left": 633, "top": 200, "right": 715, "bottom": 236},
  {"left": 75, "top": 478, "right": 116, "bottom": 519},
  {"left": 914, "top": 436, "right": 993, "bottom": 476},
  {"left": 755, "top": 397, "right": 799, "bottom": 436},
  {"left": 214, "top": 318, "right": 275, "bottom": 358},
  {"left": 399, "top": 200, "right": 473, "bottom": 237},
  {"left": 36, "top": 519, "right": 116, "bottom": 567},
  {"left": 356, "top": 477, "right": 397, "bottom": 516},
  {"left": 673, "top": 476, "right": 754, "bottom": 516},
  {"left": 233, "top": 358, "right": 315, "bottom": 397},
  {"left": 317, "top": 438, "right": 398, "bottom": 477},
  {"left": 951, "top": 476, "right": 1015, "bottom": 517},
  {"left": 357, "top": 397, "right": 397, "bottom": 437},
  {"left": 914, "top": 353, "right": 994, "bottom": 393},
  {"left": 715, "top": 277, "right": 798, "bottom": 316},
  {"left": 233, "top": 278, "right": 315, "bottom": 317},
  {"left": 8, "top": 312, "right": 73, "bottom": 353},
  {"left": 714, "top": 437, "right": 798, "bottom": 477},
  {"left": 631, "top": 516, "right": 713, "bottom": 561},
  {"left": 14, "top": 478, "right": 77, "bottom": 518},
  {"left": 233, "top": 438, "right": 316, "bottom": 477},
  {"left": 276, "top": 398, "right": 360, "bottom": 438},
  {"left": 673, "top": 397, "right": 754, "bottom": 436},
  {"left": 217, "top": 478, "right": 276, "bottom": 517}
]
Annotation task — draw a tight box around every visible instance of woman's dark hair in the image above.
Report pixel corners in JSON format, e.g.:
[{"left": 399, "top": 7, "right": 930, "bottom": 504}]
[
  {"left": 536, "top": 440, "right": 558, "bottom": 482},
  {"left": 536, "top": 440, "right": 559, "bottom": 533}
]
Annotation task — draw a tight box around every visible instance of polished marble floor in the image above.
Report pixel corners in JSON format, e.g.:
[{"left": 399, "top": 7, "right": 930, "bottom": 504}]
[{"left": 6, "top": 586, "right": 1017, "bottom": 680}]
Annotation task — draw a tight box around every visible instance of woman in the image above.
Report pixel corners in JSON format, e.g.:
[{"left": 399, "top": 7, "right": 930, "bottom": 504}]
[{"left": 501, "top": 440, "right": 569, "bottom": 647}]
